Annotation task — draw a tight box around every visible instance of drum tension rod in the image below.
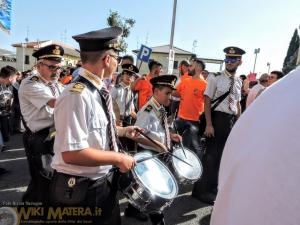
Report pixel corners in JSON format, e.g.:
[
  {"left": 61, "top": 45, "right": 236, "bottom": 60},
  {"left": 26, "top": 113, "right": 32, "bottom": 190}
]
[{"left": 134, "top": 128, "right": 193, "bottom": 167}]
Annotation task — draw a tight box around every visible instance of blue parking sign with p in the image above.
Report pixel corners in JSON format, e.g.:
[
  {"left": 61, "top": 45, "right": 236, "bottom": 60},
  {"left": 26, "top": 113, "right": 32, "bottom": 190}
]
[{"left": 137, "top": 45, "right": 152, "bottom": 62}]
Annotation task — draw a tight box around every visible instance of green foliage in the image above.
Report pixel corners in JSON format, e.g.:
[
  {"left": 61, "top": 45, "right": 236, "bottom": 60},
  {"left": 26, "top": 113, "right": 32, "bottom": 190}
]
[
  {"left": 107, "top": 10, "right": 135, "bottom": 53},
  {"left": 282, "top": 29, "right": 300, "bottom": 74}
]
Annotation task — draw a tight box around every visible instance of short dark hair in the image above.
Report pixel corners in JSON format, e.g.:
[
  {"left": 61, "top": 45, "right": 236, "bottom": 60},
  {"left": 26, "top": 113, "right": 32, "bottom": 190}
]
[
  {"left": 80, "top": 50, "right": 110, "bottom": 64},
  {"left": 192, "top": 58, "right": 206, "bottom": 70},
  {"left": 60, "top": 70, "right": 68, "bottom": 79},
  {"left": 270, "top": 70, "right": 284, "bottom": 80},
  {"left": 148, "top": 60, "right": 161, "bottom": 71},
  {"left": 0, "top": 65, "right": 17, "bottom": 78},
  {"left": 69, "top": 67, "right": 76, "bottom": 75},
  {"left": 122, "top": 55, "right": 134, "bottom": 64},
  {"left": 239, "top": 74, "right": 247, "bottom": 81},
  {"left": 180, "top": 60, "right": 189, "bottom": 67}
]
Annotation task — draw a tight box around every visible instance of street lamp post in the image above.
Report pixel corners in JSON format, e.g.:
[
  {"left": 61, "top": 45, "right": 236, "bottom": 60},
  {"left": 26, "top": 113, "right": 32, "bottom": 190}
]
[
  {"left": 253, "top": 48, "right": 260, "bottom": 73},
  {"left": 267, "top": 62, "right": 271, "bottom": 74}
]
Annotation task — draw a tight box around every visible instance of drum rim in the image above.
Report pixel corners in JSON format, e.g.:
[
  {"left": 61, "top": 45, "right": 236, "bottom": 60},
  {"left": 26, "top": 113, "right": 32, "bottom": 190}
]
[
  {"left": 171, "top": 147, "right": 203, "bottom": 180},
  {"left": 133, "top": 152, "right": 178, "bottom": 199}
]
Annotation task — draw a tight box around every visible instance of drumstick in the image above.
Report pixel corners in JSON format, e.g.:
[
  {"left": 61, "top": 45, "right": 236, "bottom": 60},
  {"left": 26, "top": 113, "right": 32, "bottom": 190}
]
[
  {"left": 173, "top": 123, "right": 187, "bottom": 159},
  {"left": 134, "top": 128, "right": 193, "bottom": 167},
  {"left": 165, "top": 151, "right": 193, "bottom": 167},
  {"left": 134, "top": 128, "right": 168, "bottom": 152},
  {"left": 136, "top": 152, "right": 166, "bottom": 164}
]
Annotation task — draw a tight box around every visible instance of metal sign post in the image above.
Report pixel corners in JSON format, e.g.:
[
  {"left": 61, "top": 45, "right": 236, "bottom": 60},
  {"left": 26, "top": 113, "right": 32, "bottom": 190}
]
[
  {"left": 168, "top": 0, "right": 177, "bottom": 75},
  {"left": 168, "top": 49, "right": 175, "bottom": 74}
]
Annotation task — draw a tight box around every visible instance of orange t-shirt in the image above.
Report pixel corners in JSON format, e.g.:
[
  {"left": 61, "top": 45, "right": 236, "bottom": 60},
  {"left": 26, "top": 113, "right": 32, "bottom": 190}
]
[
  {"left": 177, "top": 77, "right": 207, "bottom": 121},
  {"left": 180, "top": 73, "right": 191, "bottom": 82},
  {"left": 134, "top": 74, "right": 153, "bottom": 110},
  {"left": 61, "top": 75, "right": 72, "bottom": 85}
]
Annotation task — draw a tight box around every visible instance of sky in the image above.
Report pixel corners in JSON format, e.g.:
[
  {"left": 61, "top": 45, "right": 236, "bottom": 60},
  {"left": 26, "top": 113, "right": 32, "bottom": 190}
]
[{"left": 0, "top": 0, "right": 299, "bottom": 76}]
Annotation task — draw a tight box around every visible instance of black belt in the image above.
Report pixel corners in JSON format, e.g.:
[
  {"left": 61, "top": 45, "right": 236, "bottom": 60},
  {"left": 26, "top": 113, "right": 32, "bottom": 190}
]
[
  {"left": 88, "top": 172, "right": 114, "bottom": 189},
  {"left": 214, "top": 111, "right": 237, "bottom": 118},
  {"left": 25, "top": 126, "right": 50, "bottom": 136}
]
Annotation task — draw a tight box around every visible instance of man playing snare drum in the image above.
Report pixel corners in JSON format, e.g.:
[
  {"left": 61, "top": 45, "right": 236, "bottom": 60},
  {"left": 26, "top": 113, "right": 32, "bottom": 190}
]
[
  {"left": 134, "top": 75, "right": 181, "bottom": 152},
  {"left": 131, "top": 75, "right": 182, "bottom": 225}
]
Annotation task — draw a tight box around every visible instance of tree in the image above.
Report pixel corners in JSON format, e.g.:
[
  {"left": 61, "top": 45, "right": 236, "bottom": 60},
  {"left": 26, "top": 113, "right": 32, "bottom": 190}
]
[
  {"left": 282, "top": 29, "right": 300, "bottom": 74},
  {"left": 107, "top": 10, "right": 135, "bottom": 53}
]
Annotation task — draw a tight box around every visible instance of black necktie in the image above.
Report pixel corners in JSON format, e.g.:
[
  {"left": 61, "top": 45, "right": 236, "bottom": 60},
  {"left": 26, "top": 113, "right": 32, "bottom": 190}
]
[
  {"left": 228, "top": 76, "right": 236, "bottom": 111},
  {"left": 159, "top": 107, "right": 171, "bottom": 150},
  {"left": 48, "top": 82, "right": 57, "bottom": 97},
  {"left": 124, "top": 87, "right": 130, "bottom": 116},
  {"left": 100, "top": 87, "right": 118, "bottom": 152}
]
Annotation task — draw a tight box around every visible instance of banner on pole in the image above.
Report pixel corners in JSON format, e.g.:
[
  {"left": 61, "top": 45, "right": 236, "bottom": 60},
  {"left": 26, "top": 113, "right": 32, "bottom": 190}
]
[{"left": 0, "top": 0, "right": 12, "bottom": 34}]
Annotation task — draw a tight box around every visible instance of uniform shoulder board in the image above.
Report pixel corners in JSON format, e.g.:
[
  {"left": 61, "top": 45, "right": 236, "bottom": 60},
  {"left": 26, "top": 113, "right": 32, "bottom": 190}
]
[
  {"left": 30, "top": 76, "right": 40, "bottom": 82},
  {"left": 213, "top": 72, "right": 221, "bottom": 77},
  {"left": 144, "top": 105, "right": 153, "bottom": 112},
  {"left": 70, "top": 82, "right": 86, "bottom": 93}
]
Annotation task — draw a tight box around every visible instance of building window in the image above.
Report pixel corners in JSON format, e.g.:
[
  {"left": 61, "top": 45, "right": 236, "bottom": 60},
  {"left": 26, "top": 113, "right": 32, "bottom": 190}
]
[
  {"left": 173, "top": 61, "right": 178, "bottom": 69},
  {"left": 25, "top": 55, "right": 30, "bottom": 65}
]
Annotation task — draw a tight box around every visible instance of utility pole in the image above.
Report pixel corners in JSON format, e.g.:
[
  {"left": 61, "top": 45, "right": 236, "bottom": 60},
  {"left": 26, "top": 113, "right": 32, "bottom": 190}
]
[
  {"left": 192, "top": 40, "right": 198, "bottom": 54},
  {"left": 145, "top": 32, "right": 149, "bottom": 45},
  {"left": 168, "top": 0, "right": 177, "bottom": 74},
  {"left": 25, "top": 26, "right": 29, "bottom": 42},
  {"left": 267, "top": 62, "right": 271, "bottom": 74},
  {"left": 21, "top": 43, "right": 25, "bottom": 72},
  {"left": 253, "top": 48, "right": 260, "bottom": 73}
]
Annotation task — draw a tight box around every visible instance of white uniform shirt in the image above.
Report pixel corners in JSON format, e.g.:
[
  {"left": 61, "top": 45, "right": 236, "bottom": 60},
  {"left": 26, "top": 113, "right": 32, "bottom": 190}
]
[
  {"left": 18, "top": 74, "right": 63, "bottom": 132},
  {"left": 135, "top": 97, "right": 166, "bottom": 151},
  {"left": 204, "top": 71, "right": 242, "bottom": 115},
  {"left": 211, "top": 67, "right": 300, "bottom": 225},
  {"left": 111, "top": 82, "right": 135, "bottom": 117},
  {"left": 51, "top": 68, "right": 113, "bottom": 179}
]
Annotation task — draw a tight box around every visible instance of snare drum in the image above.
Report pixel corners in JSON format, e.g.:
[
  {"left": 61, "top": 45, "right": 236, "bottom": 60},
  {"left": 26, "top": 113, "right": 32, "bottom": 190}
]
[
  {"left": 119, "top": 152, "right": 178, "bottom": 212},
  {"left": 168, "top": 146, "right": 202, "bottom": 184}
]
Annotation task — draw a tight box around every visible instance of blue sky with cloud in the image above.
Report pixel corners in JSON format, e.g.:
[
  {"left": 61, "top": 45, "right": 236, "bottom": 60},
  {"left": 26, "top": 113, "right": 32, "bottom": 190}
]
[{"left": 0, "top": 0, "right": 299, "bottom": 75}]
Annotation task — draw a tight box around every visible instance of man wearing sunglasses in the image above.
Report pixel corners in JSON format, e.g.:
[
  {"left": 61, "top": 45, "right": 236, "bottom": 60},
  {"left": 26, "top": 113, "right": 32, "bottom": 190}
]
[
  {"left": 193, "top": 46, "right": 245, "bottom": 204},
  {"left": 50, "top": 27, "right": 138, "bottom": 225},
  {"left": 19, "top": 44, "right": 64, "bottom": 203}
]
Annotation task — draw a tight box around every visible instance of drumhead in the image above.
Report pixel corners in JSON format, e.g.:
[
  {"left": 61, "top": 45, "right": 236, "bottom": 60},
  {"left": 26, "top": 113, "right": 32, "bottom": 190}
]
[
  {"left": 133, "top": 152, "right": 178, "bottom": 199},
  {"left": 172, "top": 147, "right": 202, "bottom": 180}
]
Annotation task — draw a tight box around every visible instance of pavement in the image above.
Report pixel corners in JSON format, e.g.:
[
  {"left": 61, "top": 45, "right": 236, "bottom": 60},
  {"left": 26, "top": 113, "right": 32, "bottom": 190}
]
[{"left": 0, "top": 133, "right": 213, "bottom": 225}]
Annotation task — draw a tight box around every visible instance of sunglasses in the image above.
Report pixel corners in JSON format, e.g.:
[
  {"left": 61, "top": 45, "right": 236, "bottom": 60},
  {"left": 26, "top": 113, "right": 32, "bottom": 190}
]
[
  {"left": 224, "top": 58, "right": 241, "bottom": 63},
  {"left": 260, "top": 79, "right": 268, "bottom": 83},
  {"left": 109, "top": 54, "right": 122, "bottom": 65},
  {"left": 40, "top": 62, "right": 61, "bottom": 71}
]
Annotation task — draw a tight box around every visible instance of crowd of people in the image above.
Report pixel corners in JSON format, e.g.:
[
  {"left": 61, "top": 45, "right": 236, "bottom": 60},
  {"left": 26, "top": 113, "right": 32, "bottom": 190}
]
[{"left": 0, "top": 25, "right": 295, "bottom": 225}]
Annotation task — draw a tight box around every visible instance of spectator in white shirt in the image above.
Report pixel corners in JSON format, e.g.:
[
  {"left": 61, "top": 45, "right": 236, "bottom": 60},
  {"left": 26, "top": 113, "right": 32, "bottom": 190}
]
[
  {"left": 246, "top": 73, "right": 269, "bottom": 107},
  {"left": 211, "top": 66, "right": 299, "bottom": 225}
]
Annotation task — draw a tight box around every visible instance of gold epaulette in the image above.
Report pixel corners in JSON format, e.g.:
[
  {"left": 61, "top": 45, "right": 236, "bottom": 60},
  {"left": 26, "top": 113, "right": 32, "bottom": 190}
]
[
  {"left": 30, "top": 76, "right": 39, "bottom": 82},
  {"left": 144, "top": 105, "right": 153, "bottom": 112},
  {"left": 70, "top": 82, "right": 86, "bottom": 93}
]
